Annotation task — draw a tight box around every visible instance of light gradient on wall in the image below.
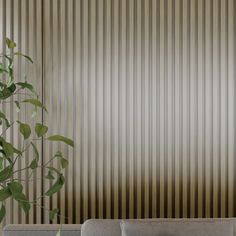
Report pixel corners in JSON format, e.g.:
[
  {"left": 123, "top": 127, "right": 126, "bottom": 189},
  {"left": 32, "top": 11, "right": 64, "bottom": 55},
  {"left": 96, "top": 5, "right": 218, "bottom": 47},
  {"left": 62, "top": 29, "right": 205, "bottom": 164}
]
[{"left": 1, "top": 0, "right": 236, "bottom": 224}]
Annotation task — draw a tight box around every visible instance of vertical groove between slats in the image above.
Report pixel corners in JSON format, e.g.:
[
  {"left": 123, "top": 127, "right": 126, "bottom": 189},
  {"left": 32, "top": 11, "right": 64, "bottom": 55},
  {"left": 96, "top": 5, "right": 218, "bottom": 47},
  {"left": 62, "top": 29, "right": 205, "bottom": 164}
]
[{"left": 0, "top": 0, "right": 235, "bottom": 224}]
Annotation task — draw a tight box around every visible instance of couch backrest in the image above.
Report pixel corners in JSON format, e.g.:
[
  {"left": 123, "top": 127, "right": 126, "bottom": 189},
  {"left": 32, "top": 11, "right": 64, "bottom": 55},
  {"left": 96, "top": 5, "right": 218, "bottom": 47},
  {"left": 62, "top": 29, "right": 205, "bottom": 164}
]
[
  {"left": 81, "top": 218, "right": 236, "bottom": 236},
  {"left": 3, "top": 224, "right": 81, "bottom": 236},
  {"left": 81, "top": 219, "right": 121, "bottom": 236}
]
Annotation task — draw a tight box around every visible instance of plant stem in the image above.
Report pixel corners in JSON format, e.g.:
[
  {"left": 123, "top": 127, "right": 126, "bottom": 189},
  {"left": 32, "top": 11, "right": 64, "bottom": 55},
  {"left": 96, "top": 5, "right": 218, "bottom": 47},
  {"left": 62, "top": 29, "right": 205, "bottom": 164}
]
[{"left": 0, "top": 121, "right": 14, "bottom": 136}]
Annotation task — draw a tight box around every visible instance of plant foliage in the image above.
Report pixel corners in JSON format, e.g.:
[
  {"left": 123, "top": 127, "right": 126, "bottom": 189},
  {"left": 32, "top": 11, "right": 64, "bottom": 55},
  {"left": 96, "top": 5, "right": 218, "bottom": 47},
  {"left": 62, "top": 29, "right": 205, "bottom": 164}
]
[{"left": 0, "top": 38, "right": 74, "bottom": 224}]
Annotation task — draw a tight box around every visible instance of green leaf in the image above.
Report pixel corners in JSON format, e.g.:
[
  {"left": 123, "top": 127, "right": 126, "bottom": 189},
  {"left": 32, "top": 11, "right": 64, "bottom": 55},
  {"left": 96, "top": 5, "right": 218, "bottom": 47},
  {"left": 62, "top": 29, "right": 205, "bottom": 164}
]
[
  {"left": 0, "top": 111, "right": 10, "bottom": 127},
  {"left": 60, "top": 158, "right": 68, "bottom": 169},
  {"left": 29, "top": 159, "right": 38, "bottom": 169},
  {"left": 46, "top": 166, "right": 61, "bottom": 175},
  {"left": 35, "top": 123, "right": 48, "bottom": 137},
  {"left": 0, "top": 150, "right": 5, "bottom": 159},
  {"left": 13, "top": 146, "right": 22, "bottom": 156},
  {"left": 14, "top": 52, "right": 33, "bottom": 63},
  {"left": 22, "top": 99, "right": 47, "bottom": 112},
  {"left": 31, "top": 142, "right": 39, "bottom": 160},
  {"left": 2, "top": 142, "right": 14, "bottom": 159},
  {"left": 8, "top": 181, "right": 23, "bottom": 193},
  {"left": 47, "top": 135, "right": 74, "bottom": 147},
  {"left": 54, "top": 151, "right": 63, "bottom": 158},
  {"left": 0, "top": 138, "right": 21, "bottom": 160},
  {"left": 14, "top": 101, "right": 20, "bottom": 112},
  {"left": 6, "top": 38, "right": 16, "bottom": 49},
  {"left": 45, "top": 170, "right": 55, "bottom": 180},
  {"left": 7, "top": 83, "right": 15, "bottom": 93},
  {"left": 0, "top": 204, "right": 6, "bottom": 223},
  {"left": 0, "top": 165, "right": 13, "bottom": 181},
  {"left": 0, "top": 112, "right": 6, "bottom": 120},
  {"left": 17, "top": 121, "right": 31, "bottom": 139},
  {"left": 56, "top": 229, "right": 61, "bottom": 236},
  {"left": 45, "top": 175, "right": 65, "bottom": 196},
  {"left": 49, "top": 208, "right": 59, "bottom": 221},
  {"left": 12, "top": 191, "right": 30, "bottom": 213},
  {"left": 29, "top": 142, "right": 39, "bottom": 169},
  {"left": 0, "top": 83, "right": 16, "bottom": 100},
  {"left": 7, "top": 65, "right": 14, "bottom": 85},
  {"left": 0, "top": 63, "right": 7, "bottom": 74},
  {"left": 16, "top": 81, "right": 37, "bottom": 96},
  {"left": 0, "top": 159, "right": 3, "bottom": 170},
  {"left": 54, "top": 151, "right": 68, "bottom": 169},
  {"left": 0, "top": 187, "right": 11, "bottom": 201},
  {"left": 3, "top": 55, "right": 13, "bottom": 65}
]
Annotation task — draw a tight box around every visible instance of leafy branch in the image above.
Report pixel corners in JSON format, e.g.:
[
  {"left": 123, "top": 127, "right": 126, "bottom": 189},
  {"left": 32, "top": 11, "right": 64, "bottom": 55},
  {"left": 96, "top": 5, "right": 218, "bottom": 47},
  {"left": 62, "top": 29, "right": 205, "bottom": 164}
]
[{"left": 0, "top": 37, "right": 74, "bottom": 231}]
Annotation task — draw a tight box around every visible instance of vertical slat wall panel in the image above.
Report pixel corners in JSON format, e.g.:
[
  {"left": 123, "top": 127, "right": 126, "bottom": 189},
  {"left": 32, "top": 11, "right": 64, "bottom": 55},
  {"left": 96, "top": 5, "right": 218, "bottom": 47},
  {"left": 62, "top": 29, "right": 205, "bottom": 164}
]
[
  {"left": 81, "top": 0, "right": 89, "bottom": 222},
  {"left": 5, "top": 0, "right": 12, "bottom": 225},
  {"left": 43, "top": 0, "right": 50, "bottom": 224},
  {"left": 0, "top": 0, "right": 42, "bottom": 225},
  {"left": 197, "top": 0, "right": 204, "bottom": 218},
  {"left": 182, "top": 0, "right": 188, "bottom": 218},
  {"left": 0, "top": 0, "right": 236, "bottom": 224},
  {"left": 189, "top": 0, "right": 196, "bottom": 218},
  {"left": 104, "top": 0, "right": 112, "bottom": 220},
  {"left": 220, "top": 0, "right": 227, "bottom": 218},
  {"left": 174, "top": 0, "right": 180, "bottom": 218},
  {"left": 97, "top": 0, "right": 104, "bottom": 220},
  {"left": 150, "top": 0, "right": 157, "bottom": 219},
  {"left": 159, "top": 0, "right": 165, "bottom": 218},
  {"left": 74, "top": 0, "right": 81, "bottom": 224},
  {"left": 228, "top": 0, "right": 234, "bottom": 218},
  {"left": 51, "top": 0, "right": 59, "bottom": 224},
  {"left": 212, "top": 0, "right": 220, "bottom": 218}
]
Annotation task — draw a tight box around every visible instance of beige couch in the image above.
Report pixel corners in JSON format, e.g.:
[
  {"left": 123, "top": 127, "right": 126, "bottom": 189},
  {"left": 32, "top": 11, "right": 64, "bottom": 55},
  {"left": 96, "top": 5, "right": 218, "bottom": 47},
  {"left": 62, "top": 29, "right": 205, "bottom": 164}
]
[
  {"left": 4, "top": 218, "right": 236, "bottom": 236},
  {"left": 81, "top": 218, "right": 236, "bottom": 236},
  {"left": 3, "top": 224, "right": 81, "bottom": 236}
]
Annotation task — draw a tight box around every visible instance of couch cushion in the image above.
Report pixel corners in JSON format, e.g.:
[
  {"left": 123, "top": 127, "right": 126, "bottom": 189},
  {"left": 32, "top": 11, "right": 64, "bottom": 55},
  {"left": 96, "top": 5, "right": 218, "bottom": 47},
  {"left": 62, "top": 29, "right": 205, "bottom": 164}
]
[
  {"left": 121, "top": 220, "right": 234, "bottom": 236},
  {"left": 81, "top": 218, "right": 236, "bottom": 236},
  {"left": 81, "top": 219, "right": 121, "bottom": 236},
  {"left": 3, "top": 224, "right": 81, "bottom": 236}
]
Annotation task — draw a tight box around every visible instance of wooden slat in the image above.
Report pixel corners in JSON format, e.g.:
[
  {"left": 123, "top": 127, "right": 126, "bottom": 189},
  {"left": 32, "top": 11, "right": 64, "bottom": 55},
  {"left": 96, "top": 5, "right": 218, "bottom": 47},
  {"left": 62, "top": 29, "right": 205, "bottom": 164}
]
[{"left": 0, "top": 0, "right": 235, "bottom": 224}]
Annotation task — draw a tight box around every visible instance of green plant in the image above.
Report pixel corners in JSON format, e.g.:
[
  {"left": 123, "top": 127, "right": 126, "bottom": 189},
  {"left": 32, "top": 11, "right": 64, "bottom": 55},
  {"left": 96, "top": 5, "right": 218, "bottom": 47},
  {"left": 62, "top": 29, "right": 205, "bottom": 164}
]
[{"left": 0, "top": 38, "right": 73, "bottom": 223}]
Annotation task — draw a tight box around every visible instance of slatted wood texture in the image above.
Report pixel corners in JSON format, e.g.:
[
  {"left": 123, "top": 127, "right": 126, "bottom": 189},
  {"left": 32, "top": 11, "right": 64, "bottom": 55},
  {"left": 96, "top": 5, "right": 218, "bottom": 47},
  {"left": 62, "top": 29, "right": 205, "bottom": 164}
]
[{"left": 0, "top": 0, "right": 236, "bottom": 224}]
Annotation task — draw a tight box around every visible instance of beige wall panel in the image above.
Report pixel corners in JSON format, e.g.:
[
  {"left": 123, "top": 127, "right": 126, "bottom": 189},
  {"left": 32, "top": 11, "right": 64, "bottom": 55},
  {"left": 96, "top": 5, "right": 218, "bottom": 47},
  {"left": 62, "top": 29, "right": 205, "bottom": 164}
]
[
  {"left": 0, "top": 0, "right": 236, "bottom": 224},
  {"left": 0, "top": 0, "right": 43, "bottom": 225}
]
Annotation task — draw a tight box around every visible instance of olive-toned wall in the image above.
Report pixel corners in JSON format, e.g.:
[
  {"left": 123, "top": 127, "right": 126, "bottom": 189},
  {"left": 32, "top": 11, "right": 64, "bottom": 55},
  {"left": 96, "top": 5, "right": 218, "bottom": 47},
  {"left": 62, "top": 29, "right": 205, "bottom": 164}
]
[{"left": 1, "top": 0, "right": 236, "bottom": 224}]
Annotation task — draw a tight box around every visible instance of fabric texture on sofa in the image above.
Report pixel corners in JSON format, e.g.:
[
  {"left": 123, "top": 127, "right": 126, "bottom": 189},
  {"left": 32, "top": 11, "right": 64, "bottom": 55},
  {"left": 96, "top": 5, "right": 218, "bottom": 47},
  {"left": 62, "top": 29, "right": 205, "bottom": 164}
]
[
  {"left": 81, "top": 218, "right": 236, "bottom": 236},
  {"left": 4, "top": 218, "right": 236, "bottom": 236},
  {"left": 3, "top": 224, "right": 81, "bottom": 236},
  {"left": 120, "top": 220, "right": 234, "bottom": 236},
  {"left": 81, "top": 219, "right": 121, "bottom": 236}
]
